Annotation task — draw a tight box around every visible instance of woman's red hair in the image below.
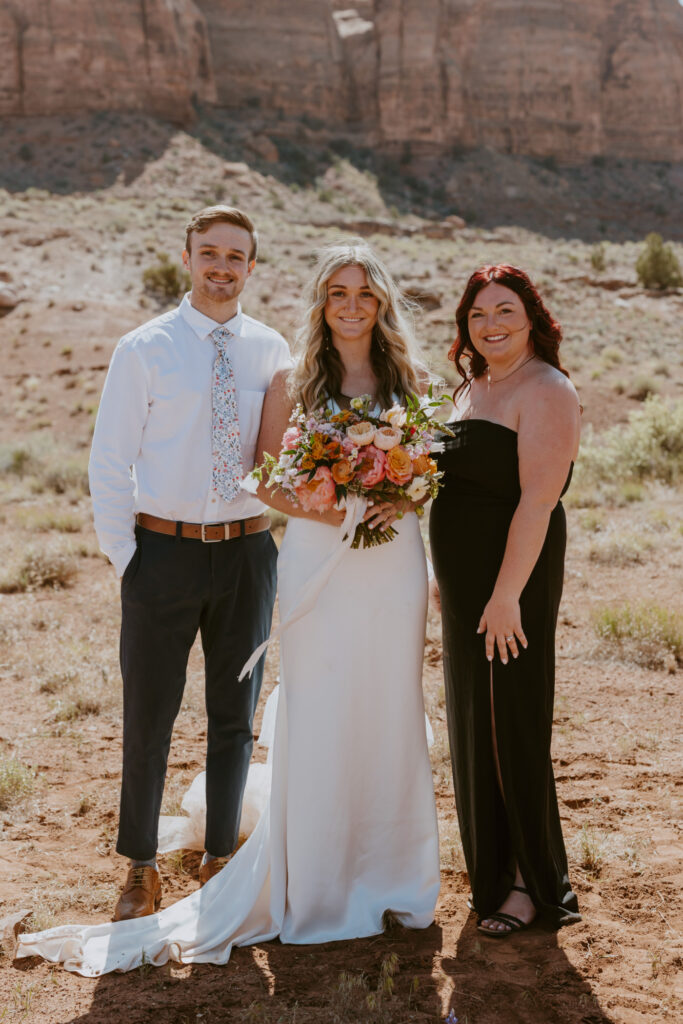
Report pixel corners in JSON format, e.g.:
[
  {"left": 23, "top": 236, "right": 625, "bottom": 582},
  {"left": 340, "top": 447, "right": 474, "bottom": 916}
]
[{"left": 449, "top": 264, "right": 569, "bottom": 390}]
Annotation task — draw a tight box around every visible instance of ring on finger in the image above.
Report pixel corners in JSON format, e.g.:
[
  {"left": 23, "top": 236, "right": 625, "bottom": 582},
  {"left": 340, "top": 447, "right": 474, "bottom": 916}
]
[{"left": 504, "top": 635, "right": 514, "bottom": 642}]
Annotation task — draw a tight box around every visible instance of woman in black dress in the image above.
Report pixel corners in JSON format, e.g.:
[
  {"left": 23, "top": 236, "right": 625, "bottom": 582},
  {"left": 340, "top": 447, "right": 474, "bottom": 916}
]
[{"left": 430, "top": 264, "right": 582, "bottom": 936}]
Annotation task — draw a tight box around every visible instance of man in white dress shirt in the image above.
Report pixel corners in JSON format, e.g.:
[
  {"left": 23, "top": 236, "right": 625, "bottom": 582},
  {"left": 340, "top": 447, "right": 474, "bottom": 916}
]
[{"left": 89, "top": 206, "right": 291, "bottom": 920}]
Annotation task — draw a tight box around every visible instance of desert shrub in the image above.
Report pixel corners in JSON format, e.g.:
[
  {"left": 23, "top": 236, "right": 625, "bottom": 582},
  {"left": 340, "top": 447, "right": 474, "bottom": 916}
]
[
  {"left": 0, "top": 435, "right": 89, "bottom": 496},
  {"left": 573, "top": 396, "right": 683, "bottom": 499},
  {"left": 0, "top": 546, "right": 77, "bottom": 593},
  {"left": 627, "top": 375, "right": 659, "bottom": 402},
  {"left": 590, "top": 243, "right": 606, "bottom": 272},
  {"left": 635, "top": 233, "right": 682, "bottom": 290},
  {"left": 142, "top": 252, "right": 190, "bottom": 299},
  {"left": 14, "top": 508, "right": 82, "bottom": 532},
  {"left": 593, "top": 602, "right": 682, "bottom": 669},
  {"left": 0, "top": 756, "right": 35, "bottom": 811},
  {"left": 588, "top": 535, "right": 651, "bottom": 566},
  {"left": 601, "top": 345, "right": 622, "bottom": 366}
]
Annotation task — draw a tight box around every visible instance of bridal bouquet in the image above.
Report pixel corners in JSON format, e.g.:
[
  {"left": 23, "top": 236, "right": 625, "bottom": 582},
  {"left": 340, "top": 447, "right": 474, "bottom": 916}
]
[{"left": 251, "top": 390, "right": 450, "bottom": 548}]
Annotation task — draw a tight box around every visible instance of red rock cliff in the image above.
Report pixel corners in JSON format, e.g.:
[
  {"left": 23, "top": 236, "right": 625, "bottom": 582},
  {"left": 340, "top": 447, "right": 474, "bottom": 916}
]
[
  {"left": 0, "top": 0, "right": 216, "bottom": 121},
  {"left": 2, "top": 0, "right": 682, "bottom": 161}
]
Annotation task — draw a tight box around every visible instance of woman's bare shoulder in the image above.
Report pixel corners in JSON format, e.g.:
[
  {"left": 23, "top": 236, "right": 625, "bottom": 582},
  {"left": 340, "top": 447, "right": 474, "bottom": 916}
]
[
  {"left": 269, "top": 367, "right": 294, "bottom": 392},
  {"left": 526, "top": 361, "right": 579, "bottom": 406}
]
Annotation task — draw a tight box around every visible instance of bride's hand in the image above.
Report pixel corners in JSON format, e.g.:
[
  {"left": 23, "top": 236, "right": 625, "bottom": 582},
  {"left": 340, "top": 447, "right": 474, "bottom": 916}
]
[{"left": 363, "top": 498, "right": 414, "bottom": 532}]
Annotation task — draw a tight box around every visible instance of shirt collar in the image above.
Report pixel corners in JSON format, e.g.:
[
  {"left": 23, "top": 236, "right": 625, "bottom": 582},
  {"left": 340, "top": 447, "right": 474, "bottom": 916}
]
[{"left": 180, "top": 294, "right": 244, "bottom": 340}]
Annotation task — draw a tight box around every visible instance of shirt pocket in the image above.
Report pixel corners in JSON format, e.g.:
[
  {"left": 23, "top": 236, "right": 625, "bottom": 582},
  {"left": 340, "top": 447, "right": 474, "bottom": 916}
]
[{"left": 238, "top": 390, "right": 266, "bottom": 469}]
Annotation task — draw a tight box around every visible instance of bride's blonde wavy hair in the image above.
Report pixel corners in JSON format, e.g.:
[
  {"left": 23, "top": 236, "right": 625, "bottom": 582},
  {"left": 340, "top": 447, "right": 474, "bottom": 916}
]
[{"left": 290, "top": 240, "right": 428, "bottom": 412}]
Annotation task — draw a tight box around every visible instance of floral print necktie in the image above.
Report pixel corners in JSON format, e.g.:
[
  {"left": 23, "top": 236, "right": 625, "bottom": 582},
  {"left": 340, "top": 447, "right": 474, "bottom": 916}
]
[{"left": 211, "top": 326, "right": 243, "bottom": 503}]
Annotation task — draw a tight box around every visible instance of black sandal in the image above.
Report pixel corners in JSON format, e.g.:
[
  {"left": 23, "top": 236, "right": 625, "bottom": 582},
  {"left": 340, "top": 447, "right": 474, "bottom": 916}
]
[{"left": 477, "top": 886, "right": 535, "bottom": 938}]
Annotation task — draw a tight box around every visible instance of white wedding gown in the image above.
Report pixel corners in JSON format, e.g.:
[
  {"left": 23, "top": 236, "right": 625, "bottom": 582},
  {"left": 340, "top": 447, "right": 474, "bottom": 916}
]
[{"left": 16, "top": 511, "right": 440, "bottom": 975}]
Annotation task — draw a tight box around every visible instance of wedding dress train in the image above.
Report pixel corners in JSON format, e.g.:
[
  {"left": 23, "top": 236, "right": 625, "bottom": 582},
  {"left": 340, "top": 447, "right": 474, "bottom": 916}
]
[{"left": 16, "top": 512, "right": 440, "bottom": 975}]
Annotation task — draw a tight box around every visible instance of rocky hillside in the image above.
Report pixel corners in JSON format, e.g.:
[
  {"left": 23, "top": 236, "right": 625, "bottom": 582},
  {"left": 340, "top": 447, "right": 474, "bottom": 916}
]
[{"left": 1, "top": 0, "right": 682, "bottom": 162}]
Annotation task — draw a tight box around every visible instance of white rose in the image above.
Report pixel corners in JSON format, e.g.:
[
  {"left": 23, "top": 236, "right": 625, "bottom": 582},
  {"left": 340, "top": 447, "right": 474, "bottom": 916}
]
[
  {"left": 373, "top": 426, "right": 402, "bottom": 450},
  {"left": 347, "top": 421, "right": 376, "bottom": 446},
  {"left": 405, "top": 476, "right": 430, "bottom": 502},
  {"left": 380, "top": 404, "right": 407, "bottom": 428}
]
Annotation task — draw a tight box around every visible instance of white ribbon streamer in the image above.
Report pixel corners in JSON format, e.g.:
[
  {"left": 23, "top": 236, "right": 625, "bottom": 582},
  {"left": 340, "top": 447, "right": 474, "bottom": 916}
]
[{"left": 238, "top": 495, "right": 368, "bottom": 681}]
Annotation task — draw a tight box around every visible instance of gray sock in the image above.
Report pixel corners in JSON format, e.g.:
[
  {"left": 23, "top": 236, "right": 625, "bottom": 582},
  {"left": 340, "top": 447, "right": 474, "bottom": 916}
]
[{"left": 131, "top": 858, "right": 158, "bottom": 870}]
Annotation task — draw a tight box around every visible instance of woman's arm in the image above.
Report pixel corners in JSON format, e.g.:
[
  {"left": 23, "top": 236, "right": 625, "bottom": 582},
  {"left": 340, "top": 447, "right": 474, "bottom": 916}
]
[
  {"left": 478, "top": 374, "right": 581, "bottom": 664},
  {"left": 254, "top": 371, "right": 345, "bottom": 527}
]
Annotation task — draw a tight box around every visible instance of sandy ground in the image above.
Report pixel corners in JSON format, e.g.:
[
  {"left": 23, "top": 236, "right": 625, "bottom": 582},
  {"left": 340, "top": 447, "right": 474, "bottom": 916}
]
[{"left": 0, "top": 117, "right": 682, "bottom": 1022}]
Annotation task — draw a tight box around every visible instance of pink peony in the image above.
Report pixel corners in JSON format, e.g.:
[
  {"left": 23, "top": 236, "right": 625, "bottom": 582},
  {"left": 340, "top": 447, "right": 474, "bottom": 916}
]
[
  {"left": 295, "top": 466, "right": 336, "bottom": 513},
  {"left": 356, "top": 445, "right": 387, "bottom": 487},
  {"left": 281, "top": 426, "right": 301, "bottom": 450},
  {"left": 342, "top": 437, "right": 360, "bottom": 461}
]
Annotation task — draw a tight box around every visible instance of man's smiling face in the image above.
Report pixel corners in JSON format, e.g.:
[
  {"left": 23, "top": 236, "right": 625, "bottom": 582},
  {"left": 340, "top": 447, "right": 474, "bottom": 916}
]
[{"left": 183, "top": 222, "right": 255, "bottom": 311}]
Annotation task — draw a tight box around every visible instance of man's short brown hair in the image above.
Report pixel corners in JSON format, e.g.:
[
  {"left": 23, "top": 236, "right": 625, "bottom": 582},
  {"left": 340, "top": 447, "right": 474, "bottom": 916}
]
[{"left": 185, "top": 206, "right": 258, "bottom": 261}]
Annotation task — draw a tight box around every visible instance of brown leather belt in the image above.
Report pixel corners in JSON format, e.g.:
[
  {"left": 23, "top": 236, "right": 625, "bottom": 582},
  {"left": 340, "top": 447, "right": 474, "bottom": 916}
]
[{"left": 136, "top": 512, "right": 271, "bottom": 543}]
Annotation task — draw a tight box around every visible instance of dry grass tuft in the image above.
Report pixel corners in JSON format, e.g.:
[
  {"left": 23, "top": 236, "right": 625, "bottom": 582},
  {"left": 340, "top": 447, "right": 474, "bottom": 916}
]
[
  {"left": 0, "top": 755, "right": 35, "bottom": 811},
  {"left": 26, "top": 877, "right": 119, "bottom": 932},
  {"left": 14, "top": 507, "right": 83, "bottom": 533},
  {"left": 52, "top": 695, "right": 101, "bottom": 722},
  {"left": 593, "top": 602, "right": 683, "bottom": 670},
  {"left": 0, "top": 544, "right": 77, "bottom": 592},
  {"left": 588, "top": 534, "right": 652, "bottom": 566},
  {"left": 578, "top": 825, "right": 605, "bottom": 877}
]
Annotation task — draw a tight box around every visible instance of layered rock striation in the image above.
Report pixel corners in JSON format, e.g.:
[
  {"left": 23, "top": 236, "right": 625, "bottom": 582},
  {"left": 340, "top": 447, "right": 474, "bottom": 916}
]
[
  {"left": 0, "top": 0, "right": 215, "bottom": 121},
  {"left": 371, "top": 0, "right": 683, "bottom": 161},
  {"left": 2, "top": 0, "right": 682, "bottom": 161}
]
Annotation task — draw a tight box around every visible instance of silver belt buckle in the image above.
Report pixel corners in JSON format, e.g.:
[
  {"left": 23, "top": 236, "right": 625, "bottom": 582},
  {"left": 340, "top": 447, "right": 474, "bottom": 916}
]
[{"left": 201, "top": 523, "right": 225, "bottom": 543}]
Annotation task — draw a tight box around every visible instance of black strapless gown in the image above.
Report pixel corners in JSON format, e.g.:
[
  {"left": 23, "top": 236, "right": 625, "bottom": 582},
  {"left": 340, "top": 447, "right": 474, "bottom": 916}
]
[{"left": 429, "top": 420, "right": 580, "bottom": 927}]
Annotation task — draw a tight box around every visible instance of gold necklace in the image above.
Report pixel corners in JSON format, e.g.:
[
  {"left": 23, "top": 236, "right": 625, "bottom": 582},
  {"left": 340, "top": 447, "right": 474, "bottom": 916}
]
[{"left": 487, "top": 354, "right": 535, "bottom": 385}]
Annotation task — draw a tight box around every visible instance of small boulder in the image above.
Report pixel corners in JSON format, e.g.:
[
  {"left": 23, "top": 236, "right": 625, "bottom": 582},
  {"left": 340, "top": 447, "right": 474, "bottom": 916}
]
[
  {"left": 247, "top": 135, "right": 279, "bottom": 163},
  {"left": 0, "top": 286, "right": 19, "bottom": 309}
]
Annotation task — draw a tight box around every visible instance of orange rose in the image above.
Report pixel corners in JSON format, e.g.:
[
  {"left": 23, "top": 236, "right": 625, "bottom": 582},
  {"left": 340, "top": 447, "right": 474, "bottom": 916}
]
[
  {"left": 412, "top": 453, "right": 437, "bottom": 476},
  {"left": 385, "top": 445, "right": 413, "bottom": 485},
  {"left": 324, "top": 441, "right": 342, "bottom": 459},
  {"left": 300, "top": 453, "right": 315, "bottom": 471},
  {"left": 331, "top": 458, "right": 355, "bottom": 485},
  {"left": 311, "top": 434, "right": 326, "bottom": 460}
]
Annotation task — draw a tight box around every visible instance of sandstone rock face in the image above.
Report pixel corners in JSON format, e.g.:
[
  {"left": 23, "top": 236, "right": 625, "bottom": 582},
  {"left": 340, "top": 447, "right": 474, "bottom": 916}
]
[
  {"left": 195, "top": 0, "right": 683, "bottom": 161},
  {"left": 1, "top": 1, "right": 682, "bottom": 161},
  {"left": 0, "top": 0, "right": 215, "bottom": 121},
  {"left": 372, "top": 0, "right": 683, "bottom": 161},
  {"left": 194, "top": 0, "right": 378, "bottom": 128}
]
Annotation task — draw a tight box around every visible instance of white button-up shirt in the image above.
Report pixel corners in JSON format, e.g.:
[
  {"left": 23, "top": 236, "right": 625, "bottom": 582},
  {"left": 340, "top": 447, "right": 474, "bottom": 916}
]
[{"left": 89, "top": 294, "right": 292, "bottom": 576}]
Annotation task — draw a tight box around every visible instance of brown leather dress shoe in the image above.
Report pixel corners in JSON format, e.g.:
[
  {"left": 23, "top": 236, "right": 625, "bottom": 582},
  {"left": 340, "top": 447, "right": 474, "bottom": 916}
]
[
  {"left": 198, "top": 856, "right": 231, "bottom": 887},
  {"left": 113, "top": 865, "right": 162, "bottom": 921}
]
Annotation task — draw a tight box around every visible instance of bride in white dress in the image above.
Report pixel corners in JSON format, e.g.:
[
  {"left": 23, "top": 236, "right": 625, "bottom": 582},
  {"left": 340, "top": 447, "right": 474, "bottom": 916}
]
[{"left": 16, "top": 242, "right": 440, "bottom": 975}]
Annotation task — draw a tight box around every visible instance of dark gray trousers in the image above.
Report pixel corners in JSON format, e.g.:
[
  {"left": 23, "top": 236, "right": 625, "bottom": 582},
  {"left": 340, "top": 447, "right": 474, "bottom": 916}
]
[{"left": 116, "top": 524, "right": 277, "bottom": 862}]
